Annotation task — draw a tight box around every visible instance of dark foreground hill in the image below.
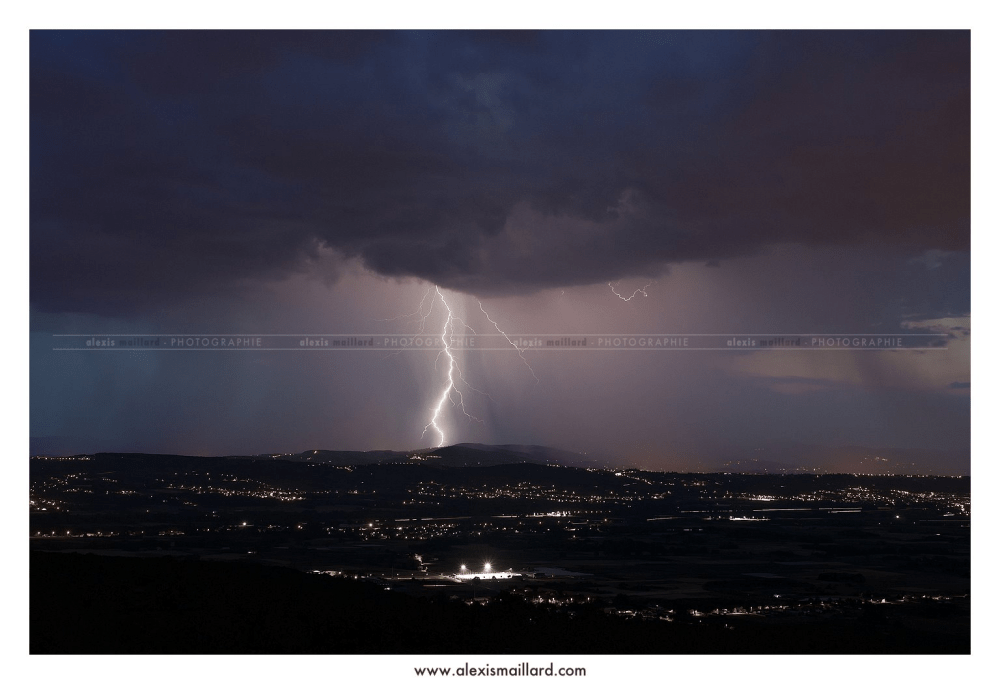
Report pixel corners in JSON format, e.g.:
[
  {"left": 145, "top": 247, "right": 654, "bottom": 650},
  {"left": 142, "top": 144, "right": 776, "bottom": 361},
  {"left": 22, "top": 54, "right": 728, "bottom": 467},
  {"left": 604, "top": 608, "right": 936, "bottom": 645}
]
[{"left": 31, "top": 551, "right": 968, "bottom": 654}]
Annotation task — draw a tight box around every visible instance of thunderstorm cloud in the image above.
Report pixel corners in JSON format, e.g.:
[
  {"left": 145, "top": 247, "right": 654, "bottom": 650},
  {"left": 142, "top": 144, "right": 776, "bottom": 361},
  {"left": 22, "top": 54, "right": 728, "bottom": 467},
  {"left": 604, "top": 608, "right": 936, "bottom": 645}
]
[{"left": 31, "top": 30, "right": 969, "bottom": 316}]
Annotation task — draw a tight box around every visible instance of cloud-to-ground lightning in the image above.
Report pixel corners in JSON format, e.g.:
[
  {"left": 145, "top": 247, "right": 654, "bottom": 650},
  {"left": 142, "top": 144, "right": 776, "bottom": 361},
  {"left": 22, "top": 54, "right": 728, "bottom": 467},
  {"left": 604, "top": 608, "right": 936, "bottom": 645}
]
[
  {"left": 479, "top": 301, "right": 540, "bottom": 385},
  {"left": 609, "top": 280, "right": 654, "bottom": 301},
  {"left": 384, "top": 286, "right": 538, "bottom": 447},
  {"left": 421, "top": 287, "right": 487, "bottom": 447},
  {"left": 438, "top": 299, "right": 489, "bottom": 423}
]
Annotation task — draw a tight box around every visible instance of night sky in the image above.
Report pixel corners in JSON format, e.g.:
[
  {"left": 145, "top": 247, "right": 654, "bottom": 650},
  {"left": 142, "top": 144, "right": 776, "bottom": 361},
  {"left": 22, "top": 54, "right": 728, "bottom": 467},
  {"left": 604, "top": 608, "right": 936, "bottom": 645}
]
[{"left": 29, "top": 30, "right": 970, "bottom": 473}]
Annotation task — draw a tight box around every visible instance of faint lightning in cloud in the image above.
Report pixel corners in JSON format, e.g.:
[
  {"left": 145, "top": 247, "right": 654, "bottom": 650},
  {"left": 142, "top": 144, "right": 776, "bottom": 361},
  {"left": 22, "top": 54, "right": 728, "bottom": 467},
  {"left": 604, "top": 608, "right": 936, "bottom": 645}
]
[
  {"left": 609, "top": 280, "right": 654, "bottom": 301},
  {"left": 378, "top": 285, "right": 437, "bottom": 359},
  {"left": 376, "top": 285, "right": 435, "bottom": 333},
  {"left": 479, "top": 301, "right": 539, "bottom": 385}
]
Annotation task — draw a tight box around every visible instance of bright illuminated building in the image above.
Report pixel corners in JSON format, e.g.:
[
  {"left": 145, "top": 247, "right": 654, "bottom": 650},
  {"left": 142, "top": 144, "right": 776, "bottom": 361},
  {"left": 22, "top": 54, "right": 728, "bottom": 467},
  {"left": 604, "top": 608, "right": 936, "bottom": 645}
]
[{"left": 455, "top": 563, "right": 519, "bottom": 580}]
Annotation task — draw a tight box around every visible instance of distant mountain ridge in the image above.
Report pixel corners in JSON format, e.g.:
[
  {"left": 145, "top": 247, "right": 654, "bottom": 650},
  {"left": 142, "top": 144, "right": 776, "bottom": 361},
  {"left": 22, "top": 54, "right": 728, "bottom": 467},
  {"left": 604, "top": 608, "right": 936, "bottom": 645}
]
[
  {"left": 44, "top": 441, "right": 967, "bottom": 475},
  {"left": 266, "top": 442, "right": 599, "bottom": 468}
]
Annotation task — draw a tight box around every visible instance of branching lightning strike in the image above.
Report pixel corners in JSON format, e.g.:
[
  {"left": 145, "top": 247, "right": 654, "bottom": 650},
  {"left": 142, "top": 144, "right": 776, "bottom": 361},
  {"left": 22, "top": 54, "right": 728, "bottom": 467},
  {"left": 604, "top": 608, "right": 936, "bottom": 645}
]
[
  {"left": 609, "top": 280, "right": 654, "bottom": 301},
  {"left": 386, "top": 287, "right": 539, "bottom": 447},
  {"left": 377, "top": 286, "right": 437, "bottom": 359},
  {"left": 389, "top": 279, "right": 649, "bottom": 447},
  {"left": 478, "top": 301, "right": 539, "bottom": 385},
  {"left": 437, "top": 309, "right": 488, "bottom": 424},
  {"left": 422, "top": 287, "right": 485, "bottom": 447},
  {"left": 376, "top": 285, "right": 435, "bottom": 331}
]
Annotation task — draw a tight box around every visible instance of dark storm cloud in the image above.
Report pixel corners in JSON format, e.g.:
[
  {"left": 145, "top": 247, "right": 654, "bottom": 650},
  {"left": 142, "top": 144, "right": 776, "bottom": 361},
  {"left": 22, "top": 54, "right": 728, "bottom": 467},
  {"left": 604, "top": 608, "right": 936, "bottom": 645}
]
[{"left": 31, "top": 30, "right": 969, "bottom": 315}]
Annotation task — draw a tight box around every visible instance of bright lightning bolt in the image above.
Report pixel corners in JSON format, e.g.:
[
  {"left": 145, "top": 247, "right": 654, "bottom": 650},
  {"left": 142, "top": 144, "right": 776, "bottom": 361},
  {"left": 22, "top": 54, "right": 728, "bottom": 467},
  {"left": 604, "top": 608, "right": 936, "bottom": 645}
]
[
  {"left": 478, "top": 301, "right": 539, "bottom": 385},
  {"left": 439, "top": 303, "right": 487, "bottom": 422},
  {"left": 422, "top": 287, "right": 484, "bottom": 447},
  {"left": 384, "top": 286, "right": 535, "bottom": 447},
  {"left": 609, "top": 280, "right": 653, "bottom": 301},
  {"left": 422, "top": 288, "right": 455, "bottom": 448}
]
